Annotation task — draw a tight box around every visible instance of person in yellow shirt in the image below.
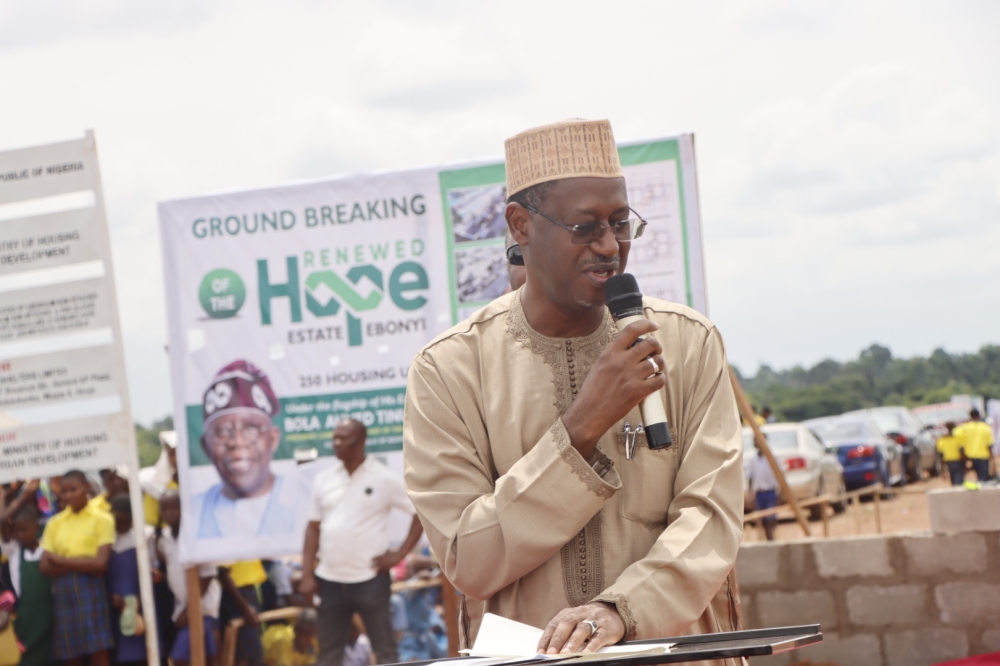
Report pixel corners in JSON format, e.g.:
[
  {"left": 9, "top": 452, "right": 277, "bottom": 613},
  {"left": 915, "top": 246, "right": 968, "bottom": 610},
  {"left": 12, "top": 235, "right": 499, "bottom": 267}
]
[
  {"left": 262, "top": 610, "right": 318, "bottom": 666},
  {"left": 219, "top": 560, "right": 267, "bottom": 666},
  {"left": 955, "top": 409, "right": 995, "bottom": 481},
  {"left": 139, "top": 431, "right": 179, "bottom": 526},
  {"left": 937, "top": 422, "right": 965, "bottom": 486},
  {"left": 39, "top": 469, "right": 116, "bottom": 666},
  {"left": 88, "top": 467, "right": 129, "bottom": 514}
]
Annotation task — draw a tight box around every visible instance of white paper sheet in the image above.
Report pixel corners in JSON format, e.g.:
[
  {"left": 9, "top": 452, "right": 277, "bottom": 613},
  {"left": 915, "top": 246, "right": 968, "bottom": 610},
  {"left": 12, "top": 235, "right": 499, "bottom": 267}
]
[
  {"left": 466, "top": 613, "right": 545, "bottom": 657},
  {"left": 463, "top": 614, "right": 673, "bottom": 660}
]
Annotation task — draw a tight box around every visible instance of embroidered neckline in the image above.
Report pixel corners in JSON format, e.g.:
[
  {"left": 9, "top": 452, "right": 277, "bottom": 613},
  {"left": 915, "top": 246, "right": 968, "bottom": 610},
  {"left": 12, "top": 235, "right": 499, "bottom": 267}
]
[
  {"left": 506, "top": 290, "right": 614, "bottom": 352},
  {"left": 505, "top": 291, "right": 616, "bottom": 414}
]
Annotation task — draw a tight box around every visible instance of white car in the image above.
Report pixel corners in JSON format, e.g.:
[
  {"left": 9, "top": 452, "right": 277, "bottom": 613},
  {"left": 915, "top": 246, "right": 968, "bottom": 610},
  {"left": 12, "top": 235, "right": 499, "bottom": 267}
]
[{"left": 743, "top": 423, "right": 845, "bottom": 520}]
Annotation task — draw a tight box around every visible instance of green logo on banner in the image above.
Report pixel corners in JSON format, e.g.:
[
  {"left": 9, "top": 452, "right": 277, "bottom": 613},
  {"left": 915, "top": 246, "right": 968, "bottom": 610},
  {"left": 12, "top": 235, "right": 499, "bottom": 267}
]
[
  {"left": 256, "top": 255, "right": 429, "bottom": 346},
  {"left": 199, "top": 269, "right": 246, "bottom": 318}
]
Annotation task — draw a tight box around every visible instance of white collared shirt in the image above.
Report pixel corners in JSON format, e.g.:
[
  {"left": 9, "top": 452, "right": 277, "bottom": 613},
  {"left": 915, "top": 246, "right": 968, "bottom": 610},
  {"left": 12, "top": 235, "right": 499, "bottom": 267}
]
[
  {"left": 747, "top": 455, "right": 778, "bottom": 493},
  {"left": 151, "top": 529, "right": 221, "bottom": 620},
  {"left": 113, "top": 524, "right": 155, "bottom": 553},
  {"left": 308, "top": 457, "right": 415, "bottom": 583}
]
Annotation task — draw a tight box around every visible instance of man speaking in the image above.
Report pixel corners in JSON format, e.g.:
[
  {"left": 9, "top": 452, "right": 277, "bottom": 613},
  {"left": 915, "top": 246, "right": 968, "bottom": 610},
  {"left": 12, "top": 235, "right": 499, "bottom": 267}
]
[{"left": 403, "top": 119, "right": 743, "bottom": 662}]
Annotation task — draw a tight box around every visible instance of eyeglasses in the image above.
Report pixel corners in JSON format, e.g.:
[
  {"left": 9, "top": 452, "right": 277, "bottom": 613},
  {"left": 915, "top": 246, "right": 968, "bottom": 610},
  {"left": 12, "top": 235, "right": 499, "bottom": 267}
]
[
  {"left": 210, "top": 422, "right": 272, "bottom": 444},
  {"left": 506, "top": 243, "right": 524, "bottom": 266},
  {"left": 524, "top": 204, "right": 647, "bottom": 246}
]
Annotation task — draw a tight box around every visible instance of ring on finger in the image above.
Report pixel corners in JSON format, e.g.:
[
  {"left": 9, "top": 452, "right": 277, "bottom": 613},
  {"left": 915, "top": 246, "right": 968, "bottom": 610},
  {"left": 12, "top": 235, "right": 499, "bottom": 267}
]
[
  {"left": 646, "top": 357, "right": 661, "bottom": 376},
  {"left": 581, "top": 619, "right": 598, "bottom": 637}
]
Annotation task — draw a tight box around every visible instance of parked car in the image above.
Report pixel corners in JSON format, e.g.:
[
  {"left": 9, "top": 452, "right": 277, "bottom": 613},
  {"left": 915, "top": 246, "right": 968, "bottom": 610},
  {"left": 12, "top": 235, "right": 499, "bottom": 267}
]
[
  {"left": 841, "top": 406, "right": 939, "bottom": 481},
  {"left": 743, "top": 423, "right": 845, "bottom": 521},
  {"left": 804, "top": 417, "right": 906, "bottom": 491}
]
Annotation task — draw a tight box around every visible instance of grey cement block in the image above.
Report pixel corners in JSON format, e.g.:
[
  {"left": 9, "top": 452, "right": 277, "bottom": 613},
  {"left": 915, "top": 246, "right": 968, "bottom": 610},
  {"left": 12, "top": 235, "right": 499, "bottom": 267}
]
[
  {"left": 936, "top": 582, "right": 1000, "bottom": 624},
  {"left": 758, "top": 590, "right": 838, "bottom": 630},
  {"left": 928, "top": 487, "right": 1000, "bottom": 533},
  {"left": 788, "top": 632, "right": 881, "bottom": 666},
  {"left": 788, "top": 542, "right": 810, "bottom": 579},
  {"left": 884, "top": 628, "right": 968, "bottom": 666},
  {"left": 903, "top": 532, "right": 987, "bottom": 576},
  {"left": 846, "top": 584, "right": 927, "bottom": 626},
  {"left": 741, "top": 592, "right": 758, "bottom": 630},
  {"left": 813, "top": 536, "right": 893, "bottom": 578},
  {"left": 736, "top": 544, "right": 780, "bottom": 587},
  {"left": 982, "top": 628, "right": 1000, "bottom": 652}
]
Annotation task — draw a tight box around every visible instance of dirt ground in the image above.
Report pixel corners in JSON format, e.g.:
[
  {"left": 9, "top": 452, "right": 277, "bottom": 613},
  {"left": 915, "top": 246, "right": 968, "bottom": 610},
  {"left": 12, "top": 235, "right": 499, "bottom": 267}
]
[{"left": 741, "top": 473, "right": 963, "bottom": 543}]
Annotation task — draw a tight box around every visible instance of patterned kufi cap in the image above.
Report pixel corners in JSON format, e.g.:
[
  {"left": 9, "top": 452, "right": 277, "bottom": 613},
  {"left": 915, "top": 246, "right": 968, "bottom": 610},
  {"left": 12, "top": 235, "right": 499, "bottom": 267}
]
[
  {"left": 504, "top": 119, "right": 623, "bottom": 197},
  {"left": 202, "top": 359, "right": 280, "bottom": 427}
]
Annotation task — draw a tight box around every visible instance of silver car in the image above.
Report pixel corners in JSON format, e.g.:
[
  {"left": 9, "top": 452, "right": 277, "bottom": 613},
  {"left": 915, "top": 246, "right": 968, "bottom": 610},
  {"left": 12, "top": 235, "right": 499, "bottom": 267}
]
[{"left": 743, "top": 423, "right": 845, "bottom": 521}]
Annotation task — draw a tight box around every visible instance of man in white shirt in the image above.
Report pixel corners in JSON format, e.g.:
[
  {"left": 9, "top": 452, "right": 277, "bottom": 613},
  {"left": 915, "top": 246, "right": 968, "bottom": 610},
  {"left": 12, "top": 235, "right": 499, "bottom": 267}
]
[
  {"left": 747, "top": 447, "right": 779, "bottom": 541},
  {"left": 300, "top": 419, "right": 424, "bottom": 666}
]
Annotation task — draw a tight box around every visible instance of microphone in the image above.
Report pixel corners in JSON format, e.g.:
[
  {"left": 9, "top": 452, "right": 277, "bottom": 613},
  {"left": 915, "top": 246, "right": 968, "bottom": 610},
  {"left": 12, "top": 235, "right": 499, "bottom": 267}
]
[{"left": 604, "top": 273, "right": 673, "bottom": 450}]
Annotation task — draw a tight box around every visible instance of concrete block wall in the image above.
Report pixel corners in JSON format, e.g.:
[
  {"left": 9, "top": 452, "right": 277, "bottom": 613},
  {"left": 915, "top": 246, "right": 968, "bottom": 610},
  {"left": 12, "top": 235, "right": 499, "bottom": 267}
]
[{"left": 737, "top": 532, "right": 1000, "bottom": 666}]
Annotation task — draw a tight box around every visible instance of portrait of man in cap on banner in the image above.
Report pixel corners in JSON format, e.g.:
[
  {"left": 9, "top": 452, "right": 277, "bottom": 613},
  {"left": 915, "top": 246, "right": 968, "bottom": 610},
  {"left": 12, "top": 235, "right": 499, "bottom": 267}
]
[{"left": 192, "top": 359, "right": 299, "bottom": 539}]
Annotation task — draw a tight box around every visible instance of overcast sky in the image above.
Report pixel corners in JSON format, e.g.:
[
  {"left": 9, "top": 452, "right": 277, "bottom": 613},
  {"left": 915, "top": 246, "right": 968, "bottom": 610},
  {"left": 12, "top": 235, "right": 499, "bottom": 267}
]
[{"left": 3, "top": 1, "right": 998, "bottom": 423}]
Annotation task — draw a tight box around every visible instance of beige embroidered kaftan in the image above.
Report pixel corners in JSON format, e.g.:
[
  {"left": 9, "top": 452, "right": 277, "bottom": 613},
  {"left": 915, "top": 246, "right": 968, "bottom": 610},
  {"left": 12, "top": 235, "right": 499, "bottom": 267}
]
[{"left": 403, "top": 290, "right": 744, "bottom": 664}]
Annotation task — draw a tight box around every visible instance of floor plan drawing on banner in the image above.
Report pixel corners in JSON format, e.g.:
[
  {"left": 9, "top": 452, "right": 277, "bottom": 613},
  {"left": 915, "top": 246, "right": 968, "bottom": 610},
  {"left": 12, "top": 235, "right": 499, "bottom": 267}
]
[{"left": 622, "top": 159, "right": 684, "bottom": 306}]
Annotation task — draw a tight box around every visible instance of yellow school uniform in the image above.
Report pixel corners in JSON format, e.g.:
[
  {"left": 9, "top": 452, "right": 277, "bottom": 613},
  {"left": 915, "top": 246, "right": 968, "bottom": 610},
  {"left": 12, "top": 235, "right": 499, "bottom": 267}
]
[
  {"left": 143, "top": 493, "right": 159, "bottom": 526},
  {"left": 262, "top": 624, "right": 317, "bottom": 666},
  {"left": 0, "top": 620, "right": 19, "bottom": 666},
  {"left": 228, "top": 560, "right": 268, "bottom": 588},
  {"left": 143, "top": 481, "right": 179, "bottom": 526},
  {"left": 937, "top": 434, "right": 963, "bottom": 462},
  {"left": 41, "top": 504, "right": 115, "bottom": 558},
  {"left": 955, "top": 421, "right": 995, "bottom": 460},
  {"left": 88, "top": 494, "right": 111, "bottom": 513}
]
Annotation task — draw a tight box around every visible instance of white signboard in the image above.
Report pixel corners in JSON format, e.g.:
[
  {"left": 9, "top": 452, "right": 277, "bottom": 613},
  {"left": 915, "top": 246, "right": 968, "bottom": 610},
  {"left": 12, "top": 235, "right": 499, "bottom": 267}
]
[
  {"left": 158, "top": 134, "right": 707, "bottom": 564},
  {"left": 0, "top": 132, "right": 138, "bottom": 481}
]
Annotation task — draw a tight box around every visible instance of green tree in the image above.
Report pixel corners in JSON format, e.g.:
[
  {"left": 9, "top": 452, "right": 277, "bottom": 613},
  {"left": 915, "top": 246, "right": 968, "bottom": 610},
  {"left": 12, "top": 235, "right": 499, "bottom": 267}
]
[
  {"left": 134, "top": 416, "right": 173, "bottom": 468},
  {"left": 737, "top": 343, "right": 999, "bottom": 422}
]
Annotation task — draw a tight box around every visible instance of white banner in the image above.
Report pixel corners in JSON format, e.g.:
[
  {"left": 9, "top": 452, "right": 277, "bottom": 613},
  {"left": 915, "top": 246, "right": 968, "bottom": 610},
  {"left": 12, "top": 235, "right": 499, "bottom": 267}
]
[
  {"left": 158, "top": 134, "right": 707, "bottom": 564},
  {"left": 0, "top": 132, "right": 137, "bottom": 482}
]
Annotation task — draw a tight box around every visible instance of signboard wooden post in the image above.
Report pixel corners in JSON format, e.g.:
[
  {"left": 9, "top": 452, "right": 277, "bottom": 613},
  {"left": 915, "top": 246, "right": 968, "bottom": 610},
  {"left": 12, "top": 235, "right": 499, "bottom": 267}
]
[
  {"left": 186, "top": 566, "right": 206, "bottom": 666},
  {"left": 728, "top": 368, "right": 810, "bottom": 536}
]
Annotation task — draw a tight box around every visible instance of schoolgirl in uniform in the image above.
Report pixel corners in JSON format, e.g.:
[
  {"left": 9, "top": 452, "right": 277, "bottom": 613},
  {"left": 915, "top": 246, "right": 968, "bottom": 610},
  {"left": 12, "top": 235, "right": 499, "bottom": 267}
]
[
  {"left": 1, "top": 504, "right": 55, "bottom": 666},
  {"left": 39, "top": 469, "right": 115, "bottom": 666}
]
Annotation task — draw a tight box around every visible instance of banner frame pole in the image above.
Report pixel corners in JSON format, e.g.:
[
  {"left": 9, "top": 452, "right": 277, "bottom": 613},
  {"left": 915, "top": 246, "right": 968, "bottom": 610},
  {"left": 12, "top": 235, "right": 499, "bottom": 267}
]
[
  {"left": 728, "top": 367, "right": 811, "bottom": 536},
  {"left": 186, "top": 566, "right": 206, "bottom": 666},
  {"left": 88, "top": 129, "right": 161, "bottom": 663}
]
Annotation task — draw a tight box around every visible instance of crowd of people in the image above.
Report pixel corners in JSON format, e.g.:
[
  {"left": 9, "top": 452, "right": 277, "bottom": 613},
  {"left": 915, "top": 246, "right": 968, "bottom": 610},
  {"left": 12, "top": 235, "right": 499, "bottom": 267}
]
[{"left": 0, "top": 423, "right": 445, "bottom": 666}]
